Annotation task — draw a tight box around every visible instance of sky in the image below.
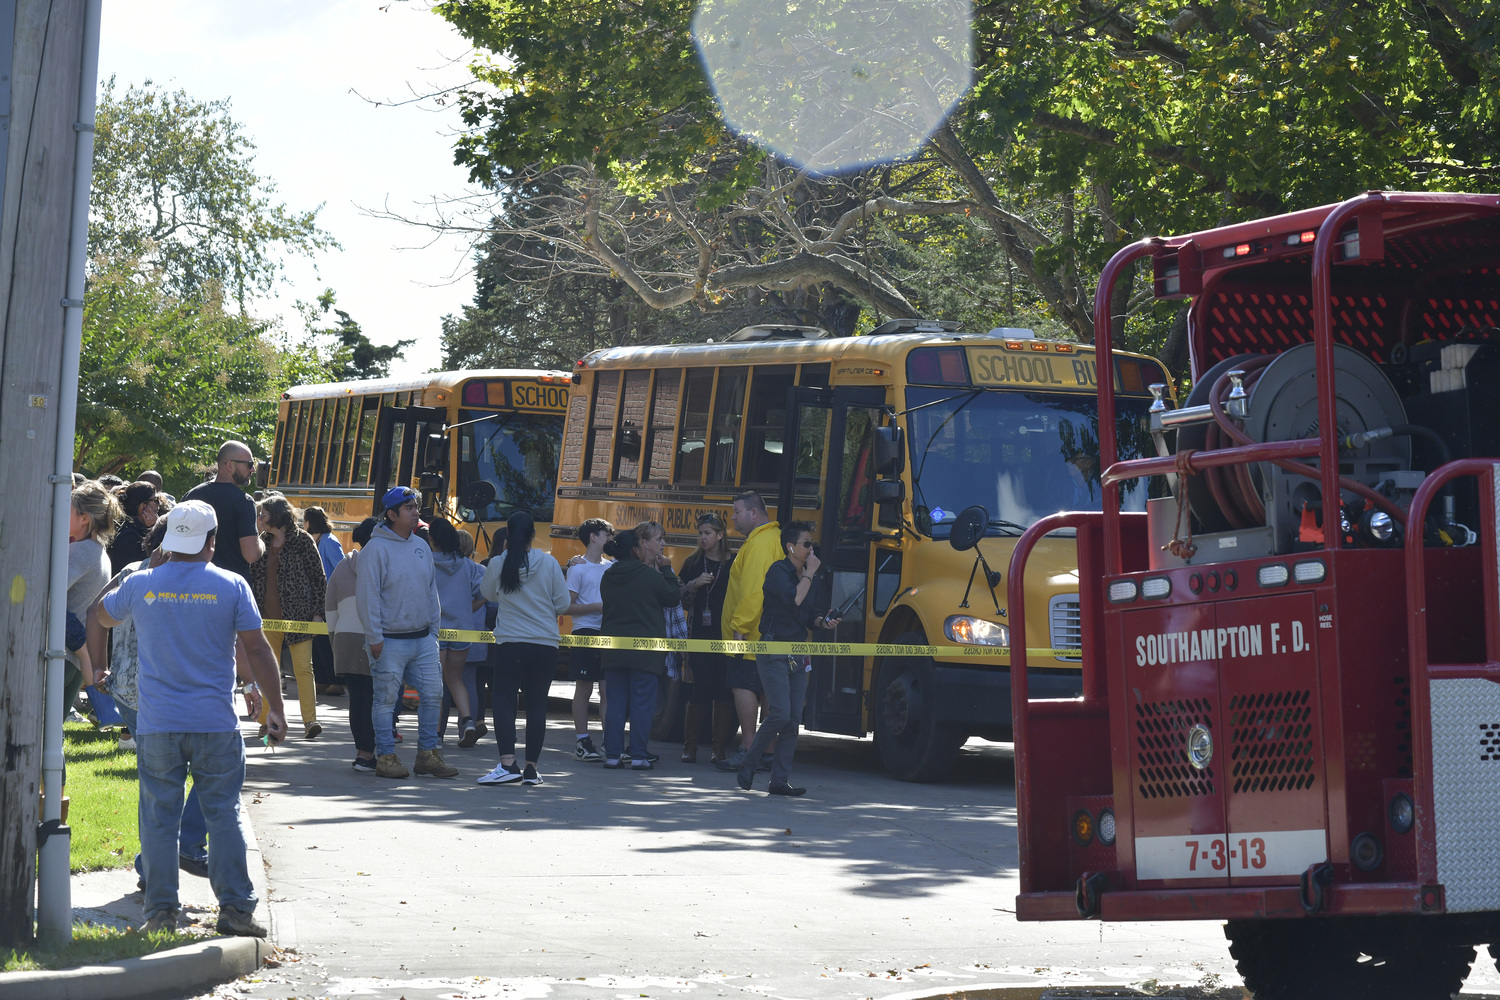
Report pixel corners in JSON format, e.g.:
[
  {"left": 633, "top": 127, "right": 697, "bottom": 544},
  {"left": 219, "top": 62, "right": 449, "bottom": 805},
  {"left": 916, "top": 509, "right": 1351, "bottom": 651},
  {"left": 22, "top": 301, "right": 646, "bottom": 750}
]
[{"left": 97, "top": 0, "right": 483, "bottom": 379}]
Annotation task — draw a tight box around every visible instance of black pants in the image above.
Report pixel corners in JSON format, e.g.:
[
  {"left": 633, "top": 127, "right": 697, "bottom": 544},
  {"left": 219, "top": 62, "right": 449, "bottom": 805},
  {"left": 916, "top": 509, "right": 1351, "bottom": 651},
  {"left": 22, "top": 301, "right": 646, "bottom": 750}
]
[
  {"left": 687, "top": 651, "right": 733, "bottom": 706},
  {"left": 342, "top": 673, "right": 375, "bottom": 754},
  {"left": 492, "top": 642, "right": 556, "bottom": 763}
]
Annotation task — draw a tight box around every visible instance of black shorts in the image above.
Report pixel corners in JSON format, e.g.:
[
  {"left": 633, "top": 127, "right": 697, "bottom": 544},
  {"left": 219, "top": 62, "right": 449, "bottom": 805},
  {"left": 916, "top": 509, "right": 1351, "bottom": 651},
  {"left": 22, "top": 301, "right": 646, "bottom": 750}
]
[
  {"left": 569, "top": 629, "right": 603, "bottom": 681},
  {"left": 726, "top": 657, "right": 764, "bottom": 696}
]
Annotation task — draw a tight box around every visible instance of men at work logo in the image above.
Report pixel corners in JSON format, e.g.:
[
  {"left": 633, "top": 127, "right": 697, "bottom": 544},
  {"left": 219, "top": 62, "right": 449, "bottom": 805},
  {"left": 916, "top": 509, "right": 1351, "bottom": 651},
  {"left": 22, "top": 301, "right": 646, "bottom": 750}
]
[{"left": 144, "top": 591, "right": 157, "bottom": 604}]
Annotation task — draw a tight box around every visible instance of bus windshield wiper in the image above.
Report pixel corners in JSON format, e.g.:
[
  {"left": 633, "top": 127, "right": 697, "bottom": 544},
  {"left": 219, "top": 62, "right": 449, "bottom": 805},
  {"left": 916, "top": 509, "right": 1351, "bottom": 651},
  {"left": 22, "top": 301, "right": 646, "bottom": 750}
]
[{"left": 988, "top": 518, "right": 1028, "bottom": 536}]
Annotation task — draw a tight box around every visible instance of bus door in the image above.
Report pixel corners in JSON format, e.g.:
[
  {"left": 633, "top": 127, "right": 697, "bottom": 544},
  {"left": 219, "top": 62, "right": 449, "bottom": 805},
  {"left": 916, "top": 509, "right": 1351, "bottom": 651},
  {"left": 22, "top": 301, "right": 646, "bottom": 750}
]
[
  {"left": 370, "top": 403, "right": 446, "bottom": 516},
  {"left": 780, "top": 385, "right": 885, "bottom": 735}
]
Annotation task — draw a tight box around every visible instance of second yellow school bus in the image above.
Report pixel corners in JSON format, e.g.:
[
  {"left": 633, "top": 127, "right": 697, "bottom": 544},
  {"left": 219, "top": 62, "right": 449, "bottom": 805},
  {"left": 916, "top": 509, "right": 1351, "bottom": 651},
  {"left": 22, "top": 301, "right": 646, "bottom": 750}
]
[
  {"left": 269, "top": 369, "right": 570, "bottom": 556},
  {"left": 553, "top": 321, "right": 1171, "bottom": 781}
]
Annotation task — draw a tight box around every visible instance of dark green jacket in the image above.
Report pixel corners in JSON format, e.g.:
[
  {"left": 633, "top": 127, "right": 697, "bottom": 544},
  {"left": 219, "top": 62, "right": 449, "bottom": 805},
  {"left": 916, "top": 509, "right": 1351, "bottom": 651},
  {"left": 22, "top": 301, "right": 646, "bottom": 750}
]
[{"left": 599, "top": 557, "right": 682, "bottom": 675}]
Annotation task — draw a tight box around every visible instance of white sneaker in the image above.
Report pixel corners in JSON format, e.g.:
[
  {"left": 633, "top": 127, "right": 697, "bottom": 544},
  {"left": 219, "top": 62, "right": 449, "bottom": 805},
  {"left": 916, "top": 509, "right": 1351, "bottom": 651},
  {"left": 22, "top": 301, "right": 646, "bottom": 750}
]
[
  {"left": 117, "top": 735, "right": 137, "bottom": 752},
  {"left": 476, "top": 762, "right": 522, "bottom": 785}
]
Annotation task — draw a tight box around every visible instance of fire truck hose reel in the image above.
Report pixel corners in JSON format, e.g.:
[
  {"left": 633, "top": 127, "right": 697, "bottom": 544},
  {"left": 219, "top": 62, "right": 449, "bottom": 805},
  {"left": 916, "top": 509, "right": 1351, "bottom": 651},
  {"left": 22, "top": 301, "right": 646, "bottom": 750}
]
[
  {"left": 1075, "top": 871, "right": 1109, "bottom": 919},
  {"left": 1299, "top": 861, "right": 1334, "bottom": 914}
]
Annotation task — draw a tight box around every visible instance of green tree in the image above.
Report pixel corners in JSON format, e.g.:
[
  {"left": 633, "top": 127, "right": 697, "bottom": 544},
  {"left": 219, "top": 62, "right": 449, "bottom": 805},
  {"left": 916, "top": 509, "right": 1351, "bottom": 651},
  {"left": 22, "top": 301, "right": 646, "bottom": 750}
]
[
  {"left": 300, "top": 289, "right": 413, "bottom": 381},
  {"left": 433, "top": 0, "right": 1497, "bottom": 370},
  {"left": 90, "top": 78, "right": 336, "bottom": 307},
  {"left": 80, "top": 81, "right": 339, "bottom": 492}
]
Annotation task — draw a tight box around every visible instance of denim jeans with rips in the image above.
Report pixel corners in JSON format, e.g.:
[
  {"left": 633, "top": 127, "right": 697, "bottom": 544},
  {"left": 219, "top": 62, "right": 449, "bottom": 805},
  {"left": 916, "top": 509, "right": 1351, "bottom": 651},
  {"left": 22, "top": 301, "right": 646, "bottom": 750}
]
[{"left": 369, "top": 636, "right": 443, "bottom": 756}]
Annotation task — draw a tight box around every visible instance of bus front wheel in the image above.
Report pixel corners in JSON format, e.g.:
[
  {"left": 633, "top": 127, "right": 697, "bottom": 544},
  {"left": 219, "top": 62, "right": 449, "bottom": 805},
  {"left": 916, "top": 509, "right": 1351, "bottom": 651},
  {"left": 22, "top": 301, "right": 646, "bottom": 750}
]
[{"left": 874, "top": 632, "right": 965, "bottom": 783}]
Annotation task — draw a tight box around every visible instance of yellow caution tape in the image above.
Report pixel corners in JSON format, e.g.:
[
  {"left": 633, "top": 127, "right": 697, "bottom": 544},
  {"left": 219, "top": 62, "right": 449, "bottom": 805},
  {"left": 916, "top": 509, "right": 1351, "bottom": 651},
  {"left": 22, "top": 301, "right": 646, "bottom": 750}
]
[{"left": 259, "top": 620, "right": 1071, "bottom": 660}]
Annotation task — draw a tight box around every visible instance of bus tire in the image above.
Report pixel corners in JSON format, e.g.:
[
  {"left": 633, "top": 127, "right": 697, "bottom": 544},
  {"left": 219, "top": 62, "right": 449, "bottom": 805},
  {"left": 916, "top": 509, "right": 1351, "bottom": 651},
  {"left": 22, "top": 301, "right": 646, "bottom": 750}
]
[
  {"left": 873, "top": 631, "right": 965, "bottom": 783},
  {"left": 1225, "top": 916, "right": 1474, "bottom": 1000}
]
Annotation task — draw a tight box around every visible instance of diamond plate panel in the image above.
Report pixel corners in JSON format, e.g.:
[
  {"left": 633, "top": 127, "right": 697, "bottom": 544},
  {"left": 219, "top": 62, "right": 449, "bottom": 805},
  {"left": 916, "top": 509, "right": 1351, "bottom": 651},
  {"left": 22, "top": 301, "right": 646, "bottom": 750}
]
[{"left": 1430, "top": 678, "right": 1500, "bottom": 912}]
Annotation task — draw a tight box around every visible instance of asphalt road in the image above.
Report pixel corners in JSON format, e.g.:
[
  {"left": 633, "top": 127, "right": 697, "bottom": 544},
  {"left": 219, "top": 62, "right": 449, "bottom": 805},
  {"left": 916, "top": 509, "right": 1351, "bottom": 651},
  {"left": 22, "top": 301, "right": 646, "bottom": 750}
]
[{"left": 173, "top": 690, "right": 1500, "bottom": 1000}]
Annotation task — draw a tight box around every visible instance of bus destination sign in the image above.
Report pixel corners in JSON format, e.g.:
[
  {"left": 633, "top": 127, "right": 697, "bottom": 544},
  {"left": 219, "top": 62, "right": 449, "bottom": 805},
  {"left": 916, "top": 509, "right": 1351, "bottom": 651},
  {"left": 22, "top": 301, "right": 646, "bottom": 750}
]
[
  {"left": 967, "top": 347, "right": 1105, "bottom": 391},
  {"left": 463, "top": 379, "right": 570, "bottom": 412}
]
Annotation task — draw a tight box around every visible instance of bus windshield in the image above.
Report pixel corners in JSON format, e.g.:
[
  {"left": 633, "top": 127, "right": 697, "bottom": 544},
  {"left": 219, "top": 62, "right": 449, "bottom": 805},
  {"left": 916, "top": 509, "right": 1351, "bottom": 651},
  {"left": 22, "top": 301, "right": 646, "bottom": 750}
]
[
  {"left": 905, "top": 386, "right": 1153, "bottom": 536},
  {"left": 456, "top": 408, "right": 563, "bottom": 523}
]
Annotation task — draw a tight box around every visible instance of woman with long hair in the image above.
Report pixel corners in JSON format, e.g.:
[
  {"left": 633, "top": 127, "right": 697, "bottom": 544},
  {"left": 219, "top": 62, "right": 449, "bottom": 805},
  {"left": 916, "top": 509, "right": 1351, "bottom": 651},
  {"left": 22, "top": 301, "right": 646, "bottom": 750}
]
[
  {"left": 249, "top": 495, "right": 327, "bottom": 739},
  {"left": 325, "top": 517, "right": 379, "bottom": 771},
  {"left": 69, "top": 480, "right": 122, "bottom": 717},
  {"left": 677, "top": 512, "right": 737, "bottom": 763},
  {"left": 598, "top": 522, "right": 682, "bottom": 770},
  {"left": 477, "top": 511, "right": 570, "bottom": 786}
]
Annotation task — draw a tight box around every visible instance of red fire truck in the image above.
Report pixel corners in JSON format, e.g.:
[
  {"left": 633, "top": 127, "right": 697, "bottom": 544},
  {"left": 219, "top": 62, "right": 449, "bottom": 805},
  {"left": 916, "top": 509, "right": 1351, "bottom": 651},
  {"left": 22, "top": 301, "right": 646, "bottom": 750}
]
[{"left": 1006, "top": 191, "right": 1500, "bottom": 1000}]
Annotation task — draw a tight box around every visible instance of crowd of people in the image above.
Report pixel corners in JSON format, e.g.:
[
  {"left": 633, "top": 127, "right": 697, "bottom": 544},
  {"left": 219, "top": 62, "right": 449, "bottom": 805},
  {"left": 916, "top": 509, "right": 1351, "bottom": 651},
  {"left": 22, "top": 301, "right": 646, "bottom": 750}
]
[{"left": 67, "top": 440, "right": 842, "bottom": 937}]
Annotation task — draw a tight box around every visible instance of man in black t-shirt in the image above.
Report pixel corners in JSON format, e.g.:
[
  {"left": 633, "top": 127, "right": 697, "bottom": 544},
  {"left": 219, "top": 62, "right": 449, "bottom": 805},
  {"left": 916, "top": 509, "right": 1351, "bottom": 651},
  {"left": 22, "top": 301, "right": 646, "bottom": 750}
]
[{"left": 183, "top": 441, "right": 264, "bottom": 578}]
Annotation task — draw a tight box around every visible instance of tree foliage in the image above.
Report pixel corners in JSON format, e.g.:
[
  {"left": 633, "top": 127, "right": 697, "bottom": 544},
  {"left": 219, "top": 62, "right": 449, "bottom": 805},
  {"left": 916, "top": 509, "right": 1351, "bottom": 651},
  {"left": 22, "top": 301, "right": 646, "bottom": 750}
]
[
  {"left": 434, "top": 0, "right": 1498, "bottom": 370},
  {"left": 90, "top": 78, "right": 336, "bottom": 307},
  {"left": 79, "top": 82, "right": 339, "bottom": 493},
  {"left": 301, "top": 289, "right": 414, "bottom": 382}
]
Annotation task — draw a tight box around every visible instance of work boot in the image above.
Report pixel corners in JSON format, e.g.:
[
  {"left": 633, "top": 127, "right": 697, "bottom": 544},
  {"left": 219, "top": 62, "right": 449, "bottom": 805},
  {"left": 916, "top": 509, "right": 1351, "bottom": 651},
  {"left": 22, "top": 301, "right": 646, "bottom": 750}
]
[
  {"left": 710, "top": 704, "right": 736, "bottom": 763},
  {"left": 216, "top": 906, "right": 268, "bottom": 938},
  {"left": 375, "top": 753, "right": 409, "bottom": 779},
  {"left": 414, "top": 748, "right": 458, "bottom": 778},
  {"left": 682, "top": 703, "right": 707, "bottom": 762}
]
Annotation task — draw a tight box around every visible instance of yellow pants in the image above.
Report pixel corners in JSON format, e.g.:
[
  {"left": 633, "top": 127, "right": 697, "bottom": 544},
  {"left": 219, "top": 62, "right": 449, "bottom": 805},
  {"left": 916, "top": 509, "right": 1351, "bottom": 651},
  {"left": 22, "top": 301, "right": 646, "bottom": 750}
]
[{"left": 258, "top": 632, "right": 317, "bottom": 728}]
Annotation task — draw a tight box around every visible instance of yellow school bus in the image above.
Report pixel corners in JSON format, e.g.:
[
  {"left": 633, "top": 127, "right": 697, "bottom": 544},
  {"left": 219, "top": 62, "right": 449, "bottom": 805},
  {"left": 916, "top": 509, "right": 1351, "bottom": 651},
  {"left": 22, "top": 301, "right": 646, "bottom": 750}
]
[
  {"left": 268, "top": 369, "right": 570, "bottom": 555},
  {"left": 554, "top": 321, "right": 1171, "bottom": 781}
]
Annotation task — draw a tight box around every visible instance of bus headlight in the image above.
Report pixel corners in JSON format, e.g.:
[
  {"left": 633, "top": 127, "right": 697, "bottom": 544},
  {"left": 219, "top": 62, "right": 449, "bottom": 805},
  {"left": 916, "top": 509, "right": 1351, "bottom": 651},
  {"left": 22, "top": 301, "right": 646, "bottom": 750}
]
[{"left": 945, "top": 616, "right": 1010, "bottom": 647}]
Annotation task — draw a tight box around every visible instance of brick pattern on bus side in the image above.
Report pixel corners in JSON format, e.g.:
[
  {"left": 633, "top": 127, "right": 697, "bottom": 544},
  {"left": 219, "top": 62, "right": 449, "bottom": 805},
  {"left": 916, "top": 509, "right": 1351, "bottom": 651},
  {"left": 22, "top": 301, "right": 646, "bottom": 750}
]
[
  {"left": 561, "top": 393, "right": 588, "bottom": 483},
  {"left": 648, "top": 372, "right": 679, "bottom": 480}
]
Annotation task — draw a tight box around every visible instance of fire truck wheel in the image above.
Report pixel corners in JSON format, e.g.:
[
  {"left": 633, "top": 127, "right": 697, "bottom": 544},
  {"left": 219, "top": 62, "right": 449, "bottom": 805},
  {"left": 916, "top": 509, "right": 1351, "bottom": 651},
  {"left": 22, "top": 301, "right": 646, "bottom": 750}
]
[
  {"left": 873, "top": 632, "right": 965, "bottom": 782},
  {"left": 1225, "top": 916, "right": 1474, "bottom": 1000}
]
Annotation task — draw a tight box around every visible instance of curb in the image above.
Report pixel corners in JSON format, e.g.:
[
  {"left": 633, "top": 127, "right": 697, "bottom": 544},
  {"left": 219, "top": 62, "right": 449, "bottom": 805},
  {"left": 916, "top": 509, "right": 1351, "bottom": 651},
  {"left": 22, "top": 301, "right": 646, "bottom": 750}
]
[{"left": 0, "top": 936, "right": 272, "bottom": 1000}]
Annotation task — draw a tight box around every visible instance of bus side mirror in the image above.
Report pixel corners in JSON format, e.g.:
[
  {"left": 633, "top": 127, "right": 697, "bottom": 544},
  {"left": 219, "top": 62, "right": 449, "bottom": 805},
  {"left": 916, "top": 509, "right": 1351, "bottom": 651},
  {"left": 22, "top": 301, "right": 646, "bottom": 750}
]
[
  {"left": 873, "top": 425, "right": 905, "bottom": 476},
  {"left": 255, "top": 459, "right": 270, "bottom": 488},
  {"left": 423, "top": 427, "right": 447, "bottom": 472},
  {"left": 873, "top": 479, "right": 904, "bottom": 506},
  {"left": 419, "top": 472, "right": 445, "bottom": 495}
]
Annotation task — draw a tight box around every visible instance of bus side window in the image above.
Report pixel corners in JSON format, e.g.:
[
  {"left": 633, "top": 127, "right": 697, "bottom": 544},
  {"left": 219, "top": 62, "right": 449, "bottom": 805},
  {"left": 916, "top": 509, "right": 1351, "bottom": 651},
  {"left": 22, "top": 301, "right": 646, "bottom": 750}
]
[
  {"left": 798, "top": 363, "right": 830, "bottom": 387},
  {"left": 741, "top": 366, "right": 795, "bottom": 487},
  {"left": 560, "top": 392, "right": 589, "bottom": 483},
  {"left": 708, "top": 367, "right": 747, "bottom": 486},
  {"left": 292, "top": 400, "right": 316, "bottom": 484},
  {"left": 353, "top": 396, "right": 379, "bottom": 484},
  {"left": 587, "top": 371, "right": 620, "bottom": 481},
  {"left": 274, "top": 403, "right": 296, "bottom": 484},
  {"left": 333, "top": 397, "right": 355, "bottom": 485},
  {"left": 612, "top": 370, "right": 650, "bottom": 482},
  {"left": 382, "top": 393, "right": 404, "bottom": 487},
  {"left": 675, "top": 369, "right": 714, "bottom": 485},
  {"left": 645, "top": 370, "right": 680, "bottom": 482}
]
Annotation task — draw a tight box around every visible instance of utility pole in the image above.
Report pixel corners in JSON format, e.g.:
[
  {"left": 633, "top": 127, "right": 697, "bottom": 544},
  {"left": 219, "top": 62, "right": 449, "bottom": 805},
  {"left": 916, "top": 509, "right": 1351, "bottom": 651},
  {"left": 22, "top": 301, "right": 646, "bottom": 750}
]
[{"left": 0, "top": 0, "right": 94, "bottom": 948}]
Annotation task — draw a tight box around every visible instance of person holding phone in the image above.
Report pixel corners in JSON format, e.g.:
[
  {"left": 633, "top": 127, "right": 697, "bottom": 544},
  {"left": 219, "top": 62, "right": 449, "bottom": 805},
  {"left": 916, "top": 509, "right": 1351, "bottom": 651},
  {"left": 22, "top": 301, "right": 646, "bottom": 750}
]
[{"left": 737, "top": 520, "right": 840, "bottom": 796}]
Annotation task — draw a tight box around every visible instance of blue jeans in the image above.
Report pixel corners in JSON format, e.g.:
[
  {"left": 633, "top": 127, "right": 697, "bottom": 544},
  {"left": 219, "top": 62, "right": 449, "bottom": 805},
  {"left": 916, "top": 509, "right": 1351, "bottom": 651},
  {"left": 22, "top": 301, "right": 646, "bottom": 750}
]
[
  {"left": 603, "top": 668, "right": 658, "bottom": 762},
  {"left": 747, "top": 655, "right": 809, "bottom": 785},
  {"left": 369, "top": 636, "right": 442, "bottom": 756},
  {"left": 136, "top": 731, "right": 254, "bottom": 918}
]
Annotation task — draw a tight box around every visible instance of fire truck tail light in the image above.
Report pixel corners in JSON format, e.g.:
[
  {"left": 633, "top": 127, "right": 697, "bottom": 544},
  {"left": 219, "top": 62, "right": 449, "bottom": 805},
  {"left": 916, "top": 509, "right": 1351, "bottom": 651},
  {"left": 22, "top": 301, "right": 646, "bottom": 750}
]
[
  {"left": 1293, "top": 559, "right": 1327, "bottom": 583},
  {"left": 1257, "top": 564, "right": 1290, "bottom": 587},
  {"left": 1389, "top": 793, "right": 1415, "bottom": 834},
  {"left": 1072, "top": 809, "right": 1095, "bottom": 847},
  {"left": 1098, "top": 809, "right": 1116, "bottom": 846},
  {"left": 1351, "top": 833, "right": 1383, "bottom": 872},
  {"left": 1141, "top": 577, "right": 1172, "bottom": 600},
  {"left": 1108, "top": 581, "right": 1138, "bottom": 603}
]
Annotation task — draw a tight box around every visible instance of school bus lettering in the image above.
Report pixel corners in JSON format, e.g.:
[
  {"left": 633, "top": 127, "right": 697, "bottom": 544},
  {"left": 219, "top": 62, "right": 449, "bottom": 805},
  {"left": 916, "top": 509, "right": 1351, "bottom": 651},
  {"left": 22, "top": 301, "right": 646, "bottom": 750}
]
[
  {"left": 970, "top": 349, "right": 1098, "bottom": 390},
  {"left": 510, "top": 382, "right": 569, "bottom": 411}
]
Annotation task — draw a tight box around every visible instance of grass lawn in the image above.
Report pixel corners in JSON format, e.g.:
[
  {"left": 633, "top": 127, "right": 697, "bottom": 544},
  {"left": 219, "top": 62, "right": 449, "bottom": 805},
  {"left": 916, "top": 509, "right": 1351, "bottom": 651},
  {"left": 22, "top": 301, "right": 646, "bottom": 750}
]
[
  {"left": 1, "top": 921, "right": 202, "bottom": 971},
  {"left": 63, "top": 720, "right": 140, "bottom": 873}
]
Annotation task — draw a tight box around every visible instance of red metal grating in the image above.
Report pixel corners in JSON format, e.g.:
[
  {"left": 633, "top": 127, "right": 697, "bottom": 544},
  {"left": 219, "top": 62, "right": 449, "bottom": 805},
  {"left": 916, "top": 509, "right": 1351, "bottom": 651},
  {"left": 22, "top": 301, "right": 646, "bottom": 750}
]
[
  {"left": 1227, "top": 690, "right": 1317, "bottom": 793},
  {"left": 1135, "top": 698, "right": 1216, "bottom": 799}
]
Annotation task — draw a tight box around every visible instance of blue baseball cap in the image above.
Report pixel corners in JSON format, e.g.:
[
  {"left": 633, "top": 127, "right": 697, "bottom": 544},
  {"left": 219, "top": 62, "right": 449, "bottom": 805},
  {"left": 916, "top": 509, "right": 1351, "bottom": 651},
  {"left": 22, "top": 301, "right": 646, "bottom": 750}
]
[{"left": 382, "top": 486, "right": 419, "bottom": 510}]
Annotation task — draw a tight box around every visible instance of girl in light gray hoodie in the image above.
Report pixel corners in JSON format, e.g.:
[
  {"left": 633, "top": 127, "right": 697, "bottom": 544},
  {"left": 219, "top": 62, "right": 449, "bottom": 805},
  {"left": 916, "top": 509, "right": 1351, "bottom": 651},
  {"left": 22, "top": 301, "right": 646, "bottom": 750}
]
[
  {"left": 477, "top": 511, "right": 569, "bottom": 786},
  {"left": 430, "top": 518, "right": 486, "bottom": 747}
]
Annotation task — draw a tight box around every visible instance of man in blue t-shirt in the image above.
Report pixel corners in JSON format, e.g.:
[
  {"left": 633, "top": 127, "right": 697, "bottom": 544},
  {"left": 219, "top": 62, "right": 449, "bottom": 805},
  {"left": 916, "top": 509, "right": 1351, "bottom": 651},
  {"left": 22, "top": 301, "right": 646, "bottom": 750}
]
[{"left": 99, "top": 500, "right": 287, "bottom": 937}]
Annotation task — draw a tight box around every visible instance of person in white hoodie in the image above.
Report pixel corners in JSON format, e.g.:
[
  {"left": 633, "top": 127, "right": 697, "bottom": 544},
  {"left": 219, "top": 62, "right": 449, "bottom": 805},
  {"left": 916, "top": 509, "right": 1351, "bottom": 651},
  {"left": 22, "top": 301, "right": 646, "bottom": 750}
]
[
  {"left": 477, "top": 511, "right": 570, "bottom": 786},
  {"left": 356, "top": 487, "right": 459, "bottom": 780}
]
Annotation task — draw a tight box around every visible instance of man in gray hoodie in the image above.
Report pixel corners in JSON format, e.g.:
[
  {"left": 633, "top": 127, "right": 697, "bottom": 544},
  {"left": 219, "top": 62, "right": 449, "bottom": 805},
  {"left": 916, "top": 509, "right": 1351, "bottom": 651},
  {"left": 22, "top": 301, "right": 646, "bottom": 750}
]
[{"left": 356, "top": 486, "right": 459, "bottom": 779}]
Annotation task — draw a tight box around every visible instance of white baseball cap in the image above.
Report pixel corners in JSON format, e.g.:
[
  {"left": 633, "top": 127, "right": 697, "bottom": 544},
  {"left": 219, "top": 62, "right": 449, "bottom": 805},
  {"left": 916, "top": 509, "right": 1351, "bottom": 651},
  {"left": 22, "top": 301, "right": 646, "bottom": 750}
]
[{"left": 161, "top": 499, "right": 218, "bottom": 554}]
